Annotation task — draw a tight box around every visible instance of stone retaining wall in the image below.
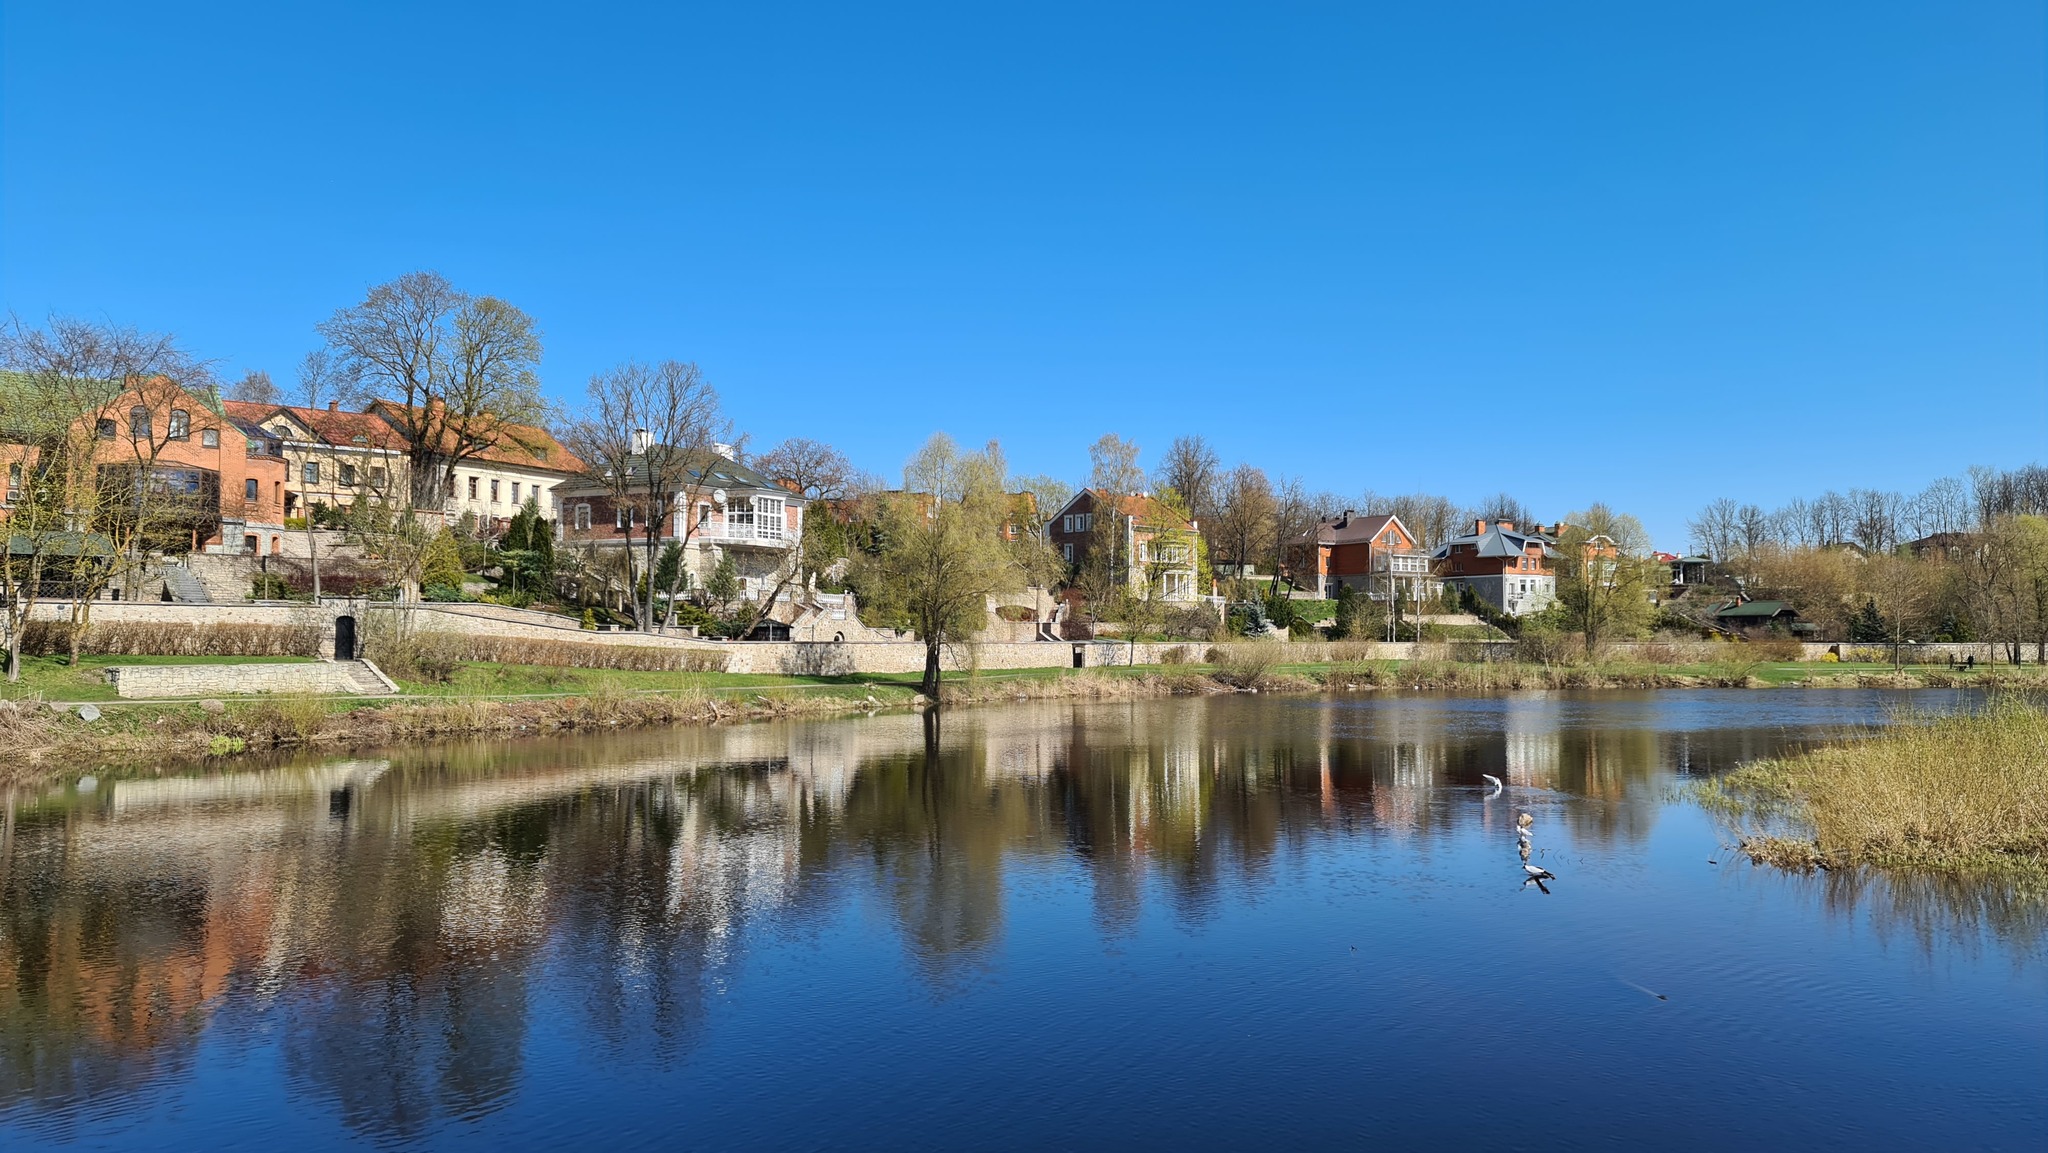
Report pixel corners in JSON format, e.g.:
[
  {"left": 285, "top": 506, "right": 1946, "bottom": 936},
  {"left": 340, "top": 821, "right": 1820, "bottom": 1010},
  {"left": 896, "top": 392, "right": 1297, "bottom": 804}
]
[{"left": 106, "top": 662, "right": 363, "bottom": 699}]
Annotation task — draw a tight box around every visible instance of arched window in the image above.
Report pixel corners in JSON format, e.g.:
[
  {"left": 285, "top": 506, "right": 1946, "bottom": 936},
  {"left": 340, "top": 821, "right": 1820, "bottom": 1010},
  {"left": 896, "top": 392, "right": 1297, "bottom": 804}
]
[{"left": 130, "top": 406, "right": 151, "bottom": 439}]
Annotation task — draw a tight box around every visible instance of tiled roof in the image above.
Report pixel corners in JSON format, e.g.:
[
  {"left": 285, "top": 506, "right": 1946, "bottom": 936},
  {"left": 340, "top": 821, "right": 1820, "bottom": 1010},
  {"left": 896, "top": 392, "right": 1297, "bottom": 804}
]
[
  {"left": 224, "top": 401, "right": 411, "bottom": 452},
  {"left": 1298, "top": 512, "right": 1409, "bottom": 548},
  {"left": 1432, "top": 522, "right": 1554, "bottom": 560},
  {"left": 364, "top": 400, "right": 584, "bottom": 472},
  {"left": 1082, "top": 489, "right": 1193, "bottom": 531},
  {"left": 554, "top": 448, "right": 796, "bottom": 499}
]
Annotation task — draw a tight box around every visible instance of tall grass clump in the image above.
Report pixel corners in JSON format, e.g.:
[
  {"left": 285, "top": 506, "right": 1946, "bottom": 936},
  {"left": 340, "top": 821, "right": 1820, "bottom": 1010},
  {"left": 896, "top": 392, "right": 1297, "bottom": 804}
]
[
  {"left": 1209, "top": 644, "right": 1280, "bottom": 690},
  {"left": 1697, "top": 696, "right": 2048, "bottom": 880}
]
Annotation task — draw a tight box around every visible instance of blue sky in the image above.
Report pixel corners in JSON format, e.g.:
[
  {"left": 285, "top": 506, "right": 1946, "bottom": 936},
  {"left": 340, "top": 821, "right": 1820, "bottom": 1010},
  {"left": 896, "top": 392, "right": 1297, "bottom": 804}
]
[{"left": 4, "top": 1, "right": 2042, "bottom": 546}]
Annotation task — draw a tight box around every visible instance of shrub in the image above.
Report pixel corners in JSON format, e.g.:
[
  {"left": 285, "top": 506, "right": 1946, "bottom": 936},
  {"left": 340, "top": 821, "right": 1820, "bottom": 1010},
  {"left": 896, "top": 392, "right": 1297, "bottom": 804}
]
[
  {"left": 1159, "top": 645, "right": 1191, "bottom": 665},
  {"left": 1210, "top": 643, "right": 1280, "bottom": 690},
  {"left": 17, "top": 620, "right": 323, "bottom": 658},
  {"left": 1747, "top": 637, "right": 1804, "bottom": 661},
  {"left": 1819, "top": 651, "right": 1840, "bottom": 663}
]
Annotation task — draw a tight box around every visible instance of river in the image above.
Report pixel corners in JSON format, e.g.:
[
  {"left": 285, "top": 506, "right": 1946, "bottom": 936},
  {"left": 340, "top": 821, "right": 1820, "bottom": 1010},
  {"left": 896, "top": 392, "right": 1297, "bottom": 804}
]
[{"left": 1, "top": 689, "right": 2041, "bottom": 1150}]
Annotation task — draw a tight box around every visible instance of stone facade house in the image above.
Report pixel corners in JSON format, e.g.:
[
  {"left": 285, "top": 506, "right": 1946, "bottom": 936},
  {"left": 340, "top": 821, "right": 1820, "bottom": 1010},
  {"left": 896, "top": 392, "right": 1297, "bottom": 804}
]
[{"left": 363, "top": 400, "right": 583, "bottom": 533}]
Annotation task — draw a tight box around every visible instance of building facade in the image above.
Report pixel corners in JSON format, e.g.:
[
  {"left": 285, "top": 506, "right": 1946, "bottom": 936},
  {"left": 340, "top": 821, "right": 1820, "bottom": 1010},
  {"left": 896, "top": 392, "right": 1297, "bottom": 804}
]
[
  {"left": 551, "top": 448, "right": 806, "bottom": 604},
  {"left": 1045, "top": 489, "right": 1204, "bottom": 603},
  {"left": 1432, "top": 519, "right": 1557, "bottom": 615},
  {"left": 1288, "top": 511, "right": 1437, "bottom": 602}
]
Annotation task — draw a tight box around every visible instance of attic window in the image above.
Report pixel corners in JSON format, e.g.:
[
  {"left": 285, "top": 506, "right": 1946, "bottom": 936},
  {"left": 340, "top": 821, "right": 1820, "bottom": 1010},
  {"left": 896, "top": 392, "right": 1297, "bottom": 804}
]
[{"left": 201, "top": 428, "right": 220, "bottom": 448}]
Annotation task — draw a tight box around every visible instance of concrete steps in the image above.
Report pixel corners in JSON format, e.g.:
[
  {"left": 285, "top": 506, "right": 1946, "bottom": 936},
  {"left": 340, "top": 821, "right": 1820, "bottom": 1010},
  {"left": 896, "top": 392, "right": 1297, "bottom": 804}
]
[
  {"left": 339, "top": 659, "right": 399, "bottom": 694},
  {"left": 158, "top": 564, "right": 213, "bottom": 603}
]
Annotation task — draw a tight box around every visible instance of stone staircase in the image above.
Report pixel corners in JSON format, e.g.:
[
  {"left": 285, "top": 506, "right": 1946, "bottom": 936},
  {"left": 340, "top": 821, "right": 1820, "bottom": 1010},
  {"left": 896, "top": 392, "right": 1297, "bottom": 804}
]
[
  {"left": 339, "top": 659, "right": 400, "bottom": 695},
  {"left": 158, "top": 563, "right": 213, "bottom": 603}
]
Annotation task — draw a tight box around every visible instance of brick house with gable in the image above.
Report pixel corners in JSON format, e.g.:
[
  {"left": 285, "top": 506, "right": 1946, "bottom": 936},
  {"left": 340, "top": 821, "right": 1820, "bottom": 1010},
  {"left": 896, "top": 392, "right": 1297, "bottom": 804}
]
[{"left": 1287, "top": 511, "right": 1437, "bottom": 602}]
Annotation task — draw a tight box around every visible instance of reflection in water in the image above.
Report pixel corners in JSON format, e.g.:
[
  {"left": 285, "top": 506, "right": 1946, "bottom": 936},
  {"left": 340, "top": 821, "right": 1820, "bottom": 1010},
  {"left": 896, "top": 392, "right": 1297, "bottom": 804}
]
[{"left": 0, "top": 690, "right": 2034, "bottom": 1147}]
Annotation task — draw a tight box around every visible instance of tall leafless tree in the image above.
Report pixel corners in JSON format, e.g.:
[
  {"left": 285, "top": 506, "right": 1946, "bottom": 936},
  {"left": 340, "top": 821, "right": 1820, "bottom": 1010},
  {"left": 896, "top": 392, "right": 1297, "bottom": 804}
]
[
  {"left": 754, "top": 437, "right": 852, "bottom": 501},
  {"left": 564, "top": 360, "right": 730, "bottom": 632},
  {"left": 318, "top": 271, "right": 545, "bottom": 509},
  {"left": 1154, "top": 435, "right": 1219, "bottom": 528}
]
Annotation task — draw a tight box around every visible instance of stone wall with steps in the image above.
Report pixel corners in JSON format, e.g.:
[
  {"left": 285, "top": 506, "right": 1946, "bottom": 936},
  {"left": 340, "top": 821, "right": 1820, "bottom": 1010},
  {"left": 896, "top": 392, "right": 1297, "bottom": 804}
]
[{"left": 104, "top": 659, "right": 398, "bottom": 699}]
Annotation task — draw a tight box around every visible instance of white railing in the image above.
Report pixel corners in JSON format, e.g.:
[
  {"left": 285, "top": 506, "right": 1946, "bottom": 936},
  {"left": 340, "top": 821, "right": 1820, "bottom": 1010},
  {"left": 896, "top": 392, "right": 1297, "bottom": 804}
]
[{"left": 692, "top": 521, "right": 790, "bottom": 547}]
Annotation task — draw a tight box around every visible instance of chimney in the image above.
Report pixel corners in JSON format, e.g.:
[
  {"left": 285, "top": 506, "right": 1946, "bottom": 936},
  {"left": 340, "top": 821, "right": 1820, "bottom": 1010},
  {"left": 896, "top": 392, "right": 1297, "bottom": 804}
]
[
  {"left": 1500, "top": 521, "right": 1515, "bottom": 533},
  {"left": 328, "top": 401, "right": 339, "bottom": 412},
  {"left": 630, "top": 427, "right": 651, "bottom": 455},
  {"left": 1475, "top": 518, "right": 1488, "bottom": 535},
  {"left": 712, "top": 441, "right": 735, "bottom": 460}
]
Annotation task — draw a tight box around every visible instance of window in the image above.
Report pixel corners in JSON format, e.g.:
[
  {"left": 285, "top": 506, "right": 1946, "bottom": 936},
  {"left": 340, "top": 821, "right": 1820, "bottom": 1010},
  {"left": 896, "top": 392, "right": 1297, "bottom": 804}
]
[
  {"left": 490, "top": 479, "right": 500, "bottom": 503},
  {"left": 1063, "top": 542, "right": 1074, "bottom": 562},
  {"left": 616, "top": 505, "right": 633, "bottom": 530},
  {"left": 341, "top": 463, "right": 358, "bottom": 487},
  {"left": 467, "top": 476, "right": 479, "bottom": 499},
  {"left": 303, "top": 461, "right": 320, "bottom": 485},
  {"left": 511, "top": 482, "right": 521, "bottom": 504},
  {"left": 574, "top": 503, "right": 591, "bottom": 530},
  {"left": 243, "top": 535, "right": 258, "bottom": 554},
  {"left": 370, "top": 466, "right": 388, "bottom": 489},
  {"left": 130, "top": 406, "right": 151, "bottom": 439},
  {"left": 755, "top": 496, "right": 785, "bottom": 540},
  {"left": 245, "top": 478, "right": 259, "bottom": 501},
  {"left": 96, "top": 418, "right": 116, "bottom": 440},
  {"left": 168, "top": 409, "right": 190, "bottom": 440},
  {"left": 698, "top": 502, "right": 711, "bottom": 527},
  {"left": 201, "top": 428, "right": 219, "bottom": 448}
]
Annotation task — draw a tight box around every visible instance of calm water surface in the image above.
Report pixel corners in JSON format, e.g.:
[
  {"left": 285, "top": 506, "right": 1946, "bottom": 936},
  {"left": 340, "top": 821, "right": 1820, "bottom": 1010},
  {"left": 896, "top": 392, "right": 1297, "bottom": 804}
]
[{"left": 2, "top": 689, "right": 2041, "bottom": 1150}]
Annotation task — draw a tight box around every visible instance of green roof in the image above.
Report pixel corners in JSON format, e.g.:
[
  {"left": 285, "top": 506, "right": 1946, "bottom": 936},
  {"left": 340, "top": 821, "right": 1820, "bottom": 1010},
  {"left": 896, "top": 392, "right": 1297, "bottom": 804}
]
[{"left": 7, "top": 531, "right": 117, "bottom": 558}]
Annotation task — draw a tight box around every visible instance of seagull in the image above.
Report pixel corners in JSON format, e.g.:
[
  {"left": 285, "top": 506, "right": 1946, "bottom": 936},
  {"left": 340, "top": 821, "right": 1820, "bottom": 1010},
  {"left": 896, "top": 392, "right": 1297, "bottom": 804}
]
[
  {"left": 1481, "top": 773, "right": 1504, "bottom": 796},
  {"left": 1523, "top": 863, "right": 1554, "bottom": 881}
]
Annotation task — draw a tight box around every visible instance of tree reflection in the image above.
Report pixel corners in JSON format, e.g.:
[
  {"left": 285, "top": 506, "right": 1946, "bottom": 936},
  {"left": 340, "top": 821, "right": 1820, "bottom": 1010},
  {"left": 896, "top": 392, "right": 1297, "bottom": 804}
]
[{"left": 0, "top": 693, "right": 2032, "bottom": 1139}]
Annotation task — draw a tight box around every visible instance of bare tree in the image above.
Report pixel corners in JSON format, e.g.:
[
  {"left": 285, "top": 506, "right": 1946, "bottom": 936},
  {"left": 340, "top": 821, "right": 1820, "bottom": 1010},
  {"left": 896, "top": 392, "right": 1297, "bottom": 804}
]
[
  {"left": 1, "top": 315, "right": 215, "bottom": 667},
  {"left": 1379, "top": 493, "right": 1462, "bottom": 551},
  {"left": 1269, "top": 475, "right": 1316, "bottom": 595},
  {"left": 563, "top": 360, "right": 730, "bottom": 632},
  {"left": 1472, "top": 492, "right": 1534, "bottom": 528},
  {"left": 754, "top": 437, "right": 852, "bottom": 501},
  {"left": 1905, "top": 476, "right": 1970, "bottom": 539},
  {"left": 1008, "top": 473, "right": 1072, "bottom": 535},
  {"left": 318, "top": 271, "right": 545, "bottom": 509},
  {"left": 1154, "top": 435, "right": 1219, "bottom": 528},
  {"left": 1848, "top": 488, "right": 1903, "bottom": 555},
  {"left": 1213, "top": 464, "right": 1274, "bottom": 588},
  {"left": 1689, "top": 497, "right": 1739, "bottom": 562},
  {"left": 1772, "top": 497, "right": 1814, "bottom": 547},
  {"left": 296, "top": 348, "right": 353, "bottom": 409},
  {"left": 230, "top": 369, "right": 279, "bottom": 405}
]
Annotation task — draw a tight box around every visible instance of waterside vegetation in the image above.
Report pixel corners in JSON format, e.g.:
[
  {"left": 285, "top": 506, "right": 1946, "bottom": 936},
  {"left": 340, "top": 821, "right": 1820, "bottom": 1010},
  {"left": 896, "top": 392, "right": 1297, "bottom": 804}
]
[{"left": 1696, "top": 696, "right": 2048, "bottom": 886}]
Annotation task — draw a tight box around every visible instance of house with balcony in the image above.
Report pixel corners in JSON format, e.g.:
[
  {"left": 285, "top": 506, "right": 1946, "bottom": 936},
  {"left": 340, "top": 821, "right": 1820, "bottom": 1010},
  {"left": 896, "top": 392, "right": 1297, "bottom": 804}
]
[
  {"left": 1432, "top": 518, "right": 1556, "bottom": 616},
  {"left": 551, "top": 446, "right": 805, "bottom": 605},
  {"left": 1045, "top": 489, "right": 1205, "bottom": 603},
  {"left": 1287, "top": 511, "right": 1436, "bottom": 602}
]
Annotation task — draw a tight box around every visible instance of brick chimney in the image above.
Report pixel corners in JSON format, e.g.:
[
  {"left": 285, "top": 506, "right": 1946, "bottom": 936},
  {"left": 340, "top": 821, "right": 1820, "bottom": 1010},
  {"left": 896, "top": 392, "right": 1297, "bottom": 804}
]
[
  {"left": 1499, "top": 521, "right": 1515, "bottom": 533},
  {"left": 328, "top": 401, "right": 339, "bottom": 412},
  {"left": 1475, "top": 518, "right": 1488, "bottom": 535}
]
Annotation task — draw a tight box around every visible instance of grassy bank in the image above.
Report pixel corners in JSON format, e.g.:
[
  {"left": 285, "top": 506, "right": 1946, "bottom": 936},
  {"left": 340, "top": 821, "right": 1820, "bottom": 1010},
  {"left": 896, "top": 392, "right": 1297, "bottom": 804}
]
[
  {"left": 1695, "top": 697, "right": 2048, "bottom": 883},
  {"left": 5, "top": 652, "right": 2042, "bottom": 786}
]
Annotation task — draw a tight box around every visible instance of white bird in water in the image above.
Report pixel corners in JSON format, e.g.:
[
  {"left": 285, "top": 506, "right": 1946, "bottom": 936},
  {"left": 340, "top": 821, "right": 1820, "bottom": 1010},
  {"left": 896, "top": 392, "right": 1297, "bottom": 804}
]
[
  {"left": 1523, "top": 863, "right": 1554, "bottom": 881},
  {"left": 1481, "top": 773, "right": 1504, "bottom": 795}
]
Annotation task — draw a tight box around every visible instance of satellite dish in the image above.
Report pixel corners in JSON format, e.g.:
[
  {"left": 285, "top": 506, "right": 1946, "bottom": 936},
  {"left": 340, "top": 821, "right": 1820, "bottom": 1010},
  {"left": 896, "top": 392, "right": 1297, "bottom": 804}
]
[{"left": 713, "top": 489, "right": 727, "bottom": 506}]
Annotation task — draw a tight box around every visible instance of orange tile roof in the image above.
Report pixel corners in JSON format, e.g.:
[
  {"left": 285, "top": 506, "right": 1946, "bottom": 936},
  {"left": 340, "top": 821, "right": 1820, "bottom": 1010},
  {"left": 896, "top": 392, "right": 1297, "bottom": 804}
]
[
  {"left": 224, "top": 401, "right": 411, "bottom": 452},
  {"left": 363, "top": 400, "right": 585, "bottom": 473}
]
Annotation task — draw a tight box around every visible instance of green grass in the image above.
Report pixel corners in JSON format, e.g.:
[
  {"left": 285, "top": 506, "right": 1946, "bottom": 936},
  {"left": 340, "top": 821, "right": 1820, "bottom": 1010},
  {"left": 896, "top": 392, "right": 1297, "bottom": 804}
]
[{"left": 1, "top": 654, "right": 318, "bottom": 702}]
